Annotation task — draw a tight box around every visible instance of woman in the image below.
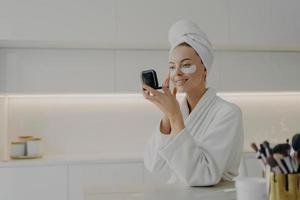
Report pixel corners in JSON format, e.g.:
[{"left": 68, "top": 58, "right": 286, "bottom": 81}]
[{"left": 142, "top": 19, "right": 244, "bottom": 186}]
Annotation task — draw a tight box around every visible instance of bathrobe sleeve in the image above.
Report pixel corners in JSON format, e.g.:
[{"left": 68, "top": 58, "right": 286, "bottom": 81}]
[
  {"left": 157, "top": 106, "right": 243, "bottom": 186},
  {"left": 144, "top": 120, "right": 173, "bottom": 172}
]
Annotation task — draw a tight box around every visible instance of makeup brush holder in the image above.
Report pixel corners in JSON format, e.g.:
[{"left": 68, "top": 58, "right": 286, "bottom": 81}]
[{"left": 269, "top": 172, "right": 300, "bottom": 200}]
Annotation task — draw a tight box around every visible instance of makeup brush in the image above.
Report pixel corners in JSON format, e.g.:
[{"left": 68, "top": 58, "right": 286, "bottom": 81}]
[
  {"left": 273, "top": 154, "right": 288, "bottom": 174},
  {"left": 262, "top": 141, "right": 272, "bottom": 157},
  {"left": 262, "top": 141, "right": 283, "bottom": 173},
  {"left": 251, "top": 143, "right": 266, "bottom": 169},
  {"left": 266, "top": 156, "right": 281, "bottom": 173},
  {"left": 297, "top": 151, "right": 300, "bottom": 173},
  {"left": 272, "top": 143, "right": 290, "bottom": 157},
  {"left": 259, "top": 144, "right": 267, "bottom": 158},
  {"left": 286, "top": 139, "right": 291, "bottom": 155},
  {"left": 251, "top": 143, "right": 260, "bottom": 157},
  {"left": 292, "top": 133, "right": 300, "bottom": 151}
]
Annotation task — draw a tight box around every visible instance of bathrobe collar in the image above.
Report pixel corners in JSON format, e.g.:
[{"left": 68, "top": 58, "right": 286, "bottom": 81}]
[{"left": 181, "top": 87, "right": 217, "bottom": 123}]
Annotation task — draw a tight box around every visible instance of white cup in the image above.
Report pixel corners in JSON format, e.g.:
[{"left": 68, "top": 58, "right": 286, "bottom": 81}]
[
  {"left": 26, "top": 138, "right": 43, "bottom": 157},
  {"left": 10, "top": 142, "right": 26, "bottom": 157},
  {"left": 235, "top": 177, "right": 267, "bottom": 200}
]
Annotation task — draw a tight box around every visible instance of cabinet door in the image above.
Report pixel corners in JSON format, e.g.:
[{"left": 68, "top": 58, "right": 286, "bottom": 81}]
[
  {"left": 0, "top": 1, "right": 116, "bottom": 47},
  {"left": 0, "top": 50, "right": 5, "bottom": 93},
  {"left": 218, "top": 51, "right": 300, "bottom": 92},
  {"left": 69, "top": 162, "right": 144, "bottom": 200},
  {"left": 0, "top": 165, "right": 68, "bottom": 200},
  {"left": 2, "top": 49, "right": 115, "bottom": 93},
  {"left": 115, "top": 0, "right": 229, "bottom": 48},
  {"left": 229, "top": 0, "right": 300, "bottom": 47}
]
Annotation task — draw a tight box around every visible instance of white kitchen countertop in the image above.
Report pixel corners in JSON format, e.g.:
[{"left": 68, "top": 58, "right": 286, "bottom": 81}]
[
  {"left": 0, "top": 153, "right": 143, "bottom": 167},
  {"left": 0, "top": 152, "right": 255, "bottom": 168},
  {"left": 84, "top": 181, "right": 236, "bottom": 200}
]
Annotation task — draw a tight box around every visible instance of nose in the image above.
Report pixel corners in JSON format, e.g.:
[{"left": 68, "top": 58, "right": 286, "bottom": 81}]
[
  {"left": 169, "top": 66, "right": 183, "bottom": 78},
  {"left": 174, "top": 66, "right": 183, "bottom": 76}
]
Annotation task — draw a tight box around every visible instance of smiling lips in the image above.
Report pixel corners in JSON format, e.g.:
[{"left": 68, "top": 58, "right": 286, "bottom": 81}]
[{"left": 175, "top": 78, "right": 188, "bottom": 86}]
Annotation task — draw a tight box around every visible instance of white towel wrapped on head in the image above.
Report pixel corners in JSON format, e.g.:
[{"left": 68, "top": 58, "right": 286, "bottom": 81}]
[{"left": 168, "top": 19, "right": 214, "bottom": 73}]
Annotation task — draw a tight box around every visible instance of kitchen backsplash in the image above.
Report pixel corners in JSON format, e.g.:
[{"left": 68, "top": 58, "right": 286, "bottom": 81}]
[
  {"left": 0, "top": 93, "right": 299, "bottom": 159},
  {"left": 0, "top": 97, "right": 6, "bottom": 159}
]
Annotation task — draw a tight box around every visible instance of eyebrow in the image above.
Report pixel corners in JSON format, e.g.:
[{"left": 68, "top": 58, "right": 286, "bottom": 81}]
[{"left": 169, "top": 58, "right": 192, "bottom": 64}]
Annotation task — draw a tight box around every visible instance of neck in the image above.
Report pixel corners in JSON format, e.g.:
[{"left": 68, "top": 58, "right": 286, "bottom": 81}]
[{"left": 186, "top": 85, "right": 207, "bottom": 112}]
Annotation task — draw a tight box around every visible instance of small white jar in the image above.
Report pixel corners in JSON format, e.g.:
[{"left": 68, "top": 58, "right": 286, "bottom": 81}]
[
  {"left": 26, "top": 138, "right": 43, "bottom": 157},
  {"left": 10, "top": 141, "right": 26, "bottom": 157},
  {"left": 235, "top": 177, "right": 267, "bottom": 200}
]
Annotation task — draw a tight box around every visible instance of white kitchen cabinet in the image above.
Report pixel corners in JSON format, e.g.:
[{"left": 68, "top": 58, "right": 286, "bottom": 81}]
[
  {"left": 0, "top": 0, "right": 299, "bottom": 49},
  {"left": 0, "top": 165, "right": 68, "bottom": 200},
  {"left": 1, "top": 48, "right": 300, "bottom": 94},
  {"left": 219, "top": 51, "right": 269, "bottom": 91},
  {"left": 115, "top": 0, "right": 229, "bottom": 49},
  {"left": 1, "top": 48, "right": 115, "bottom": 93},
  {"left": 229, "top": 0, "right": 271, "bottom": 46},
  {"left": 0, "top": 153, "right": 262, "bottom": 200},
  {"left": 69, "top": 162, "right": 144, "bottom": 200},
  {"left": 0, "top": 50, "right": 6, "bottom": 93},
  {"left": 269, "top": 0, "right": 300, "bottom": 45},
  {"left": 229, "top": 0, "right": 300, "bottom": 48},
  {"left": 0, "top": 0, "right": 116, "bottom": 48},
  {"left": 218, "top": 51, "right": 300, "bottom": 91}
]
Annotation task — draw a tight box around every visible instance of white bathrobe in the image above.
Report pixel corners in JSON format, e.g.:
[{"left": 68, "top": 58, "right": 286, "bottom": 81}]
[{"left": 144, "top": 88, "right": 244, "bottom": 186}]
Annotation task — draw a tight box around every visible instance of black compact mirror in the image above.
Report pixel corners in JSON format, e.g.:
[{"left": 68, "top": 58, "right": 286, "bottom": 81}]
[{"left": 141, "top": 69, "right": 162, "bottom": 89}]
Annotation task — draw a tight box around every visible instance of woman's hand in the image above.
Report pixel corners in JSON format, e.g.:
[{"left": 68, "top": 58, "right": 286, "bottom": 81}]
[{"left": 142, "top": 76, "right": 185, "bottom": 134}]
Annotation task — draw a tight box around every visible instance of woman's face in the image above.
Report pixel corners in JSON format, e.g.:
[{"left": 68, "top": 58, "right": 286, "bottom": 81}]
[{"left": 168, "top": 45, "right": 206, "bottom": 93}]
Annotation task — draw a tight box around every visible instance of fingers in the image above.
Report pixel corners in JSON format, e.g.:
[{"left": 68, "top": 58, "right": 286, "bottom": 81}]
[
  {"left": 162, "top": 76, "right": 170, "bottom": 88},
  {"left": 162, "top": 79, "right": 168, "bottom": 88},
  {"left": 142, "top": 88, "right": 157, "bottom": 101},
  {"left": 162, "top": 85, "right": 171, "bottom": 96},
  {"left": 162, "top": 75, "right": 172, "bottom": 96},
  {"left": 142, "top": 84, "right": 160, "bottom": 97},
  {"left": 142, "top": 84, "right": 164, "bottom": 103},
  {"left": 164, "top": 73, "right": 171, "bottom": 86},
  {"left": 172, "top": 87, "right": 177, "bottom": 96}
]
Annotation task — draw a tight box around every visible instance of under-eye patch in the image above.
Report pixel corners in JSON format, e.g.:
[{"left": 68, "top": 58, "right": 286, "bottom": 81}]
[{"left": 169, "top": 64, "right": 197, "bottom": 76}]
